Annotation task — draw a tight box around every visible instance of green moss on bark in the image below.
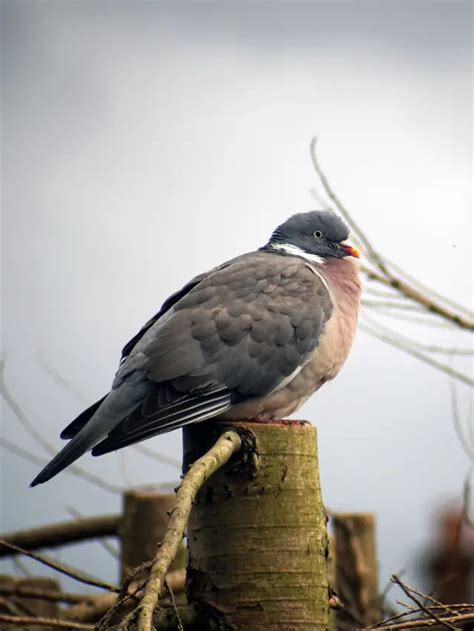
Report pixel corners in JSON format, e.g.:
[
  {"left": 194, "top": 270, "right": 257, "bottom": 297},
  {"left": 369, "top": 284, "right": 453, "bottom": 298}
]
[{"left": 183, "top": 420, "right": 329, "bottom": 630}]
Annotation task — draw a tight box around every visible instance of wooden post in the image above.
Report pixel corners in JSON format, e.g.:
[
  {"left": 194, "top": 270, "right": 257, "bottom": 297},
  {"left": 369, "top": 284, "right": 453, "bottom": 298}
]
[
  {"left": 332, "top": 512, "right": 380, "bottom": 629},
  {"left": 120, "top": 487, "right": 178, "bottom": 580},
  {"left": 183, "top": 420, "right": 329, "bottom": 631}
]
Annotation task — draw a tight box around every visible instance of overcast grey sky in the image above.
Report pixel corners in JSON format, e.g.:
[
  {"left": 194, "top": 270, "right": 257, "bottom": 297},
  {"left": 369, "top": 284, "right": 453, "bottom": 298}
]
[{"left": 1, "top": 0, "right": 472, "bottom": 600}]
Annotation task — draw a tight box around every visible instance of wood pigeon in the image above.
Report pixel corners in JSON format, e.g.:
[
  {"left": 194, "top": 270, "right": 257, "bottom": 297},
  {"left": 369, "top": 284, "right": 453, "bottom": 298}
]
[{"left": 31, "top": 210, "right": 361, "bottom": 486}]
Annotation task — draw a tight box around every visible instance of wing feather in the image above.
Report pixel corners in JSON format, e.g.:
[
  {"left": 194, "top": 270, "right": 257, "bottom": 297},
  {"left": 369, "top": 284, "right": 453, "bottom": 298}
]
[{"left": 91, "top": 389, "right": 231, "bottom": 455}]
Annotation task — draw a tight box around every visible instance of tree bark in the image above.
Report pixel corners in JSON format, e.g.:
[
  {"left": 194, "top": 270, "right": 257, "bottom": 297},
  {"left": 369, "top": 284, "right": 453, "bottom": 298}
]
[{"left": 183, "top": 420, "right": 329, "bottom": 630}]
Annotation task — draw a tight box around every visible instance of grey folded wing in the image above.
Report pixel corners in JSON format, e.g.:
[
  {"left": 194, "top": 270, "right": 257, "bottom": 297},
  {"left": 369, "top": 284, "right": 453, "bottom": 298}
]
[{"left": 92, "top": 252, "right": 333, "bottom": 455}]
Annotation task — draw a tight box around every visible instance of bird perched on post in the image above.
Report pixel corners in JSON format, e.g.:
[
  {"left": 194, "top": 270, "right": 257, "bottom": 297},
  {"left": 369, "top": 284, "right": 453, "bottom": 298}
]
[{"left": 31, "top": 210, "right": 361, "bottom": 486}]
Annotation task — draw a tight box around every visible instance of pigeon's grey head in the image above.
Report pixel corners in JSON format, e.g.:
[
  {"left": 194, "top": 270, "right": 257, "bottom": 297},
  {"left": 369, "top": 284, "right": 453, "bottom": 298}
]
[{"left": 263, "top": 210, "right": 360, "bottom": 262}]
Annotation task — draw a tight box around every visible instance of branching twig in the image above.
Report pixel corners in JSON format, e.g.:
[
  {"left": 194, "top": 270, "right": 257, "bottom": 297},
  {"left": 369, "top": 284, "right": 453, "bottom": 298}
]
[
  {"left": 122, "top": 430, "right": 242, "bottom": 631},
  {"left": 390, "top": 576, "right": 457, "bottom": 630},
  {"left": 360, "top": 265, "right": 474, "bottom": 331},
  {"left": 0, "top": 539, "right": 119, "bottom": 593},
  {"left": 310, "top": 137, "right": 474, "bottom": 332}
]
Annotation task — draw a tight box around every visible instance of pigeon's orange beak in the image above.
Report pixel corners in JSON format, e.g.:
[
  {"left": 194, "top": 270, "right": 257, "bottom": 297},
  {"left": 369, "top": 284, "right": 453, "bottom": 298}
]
[{"left": 340, "top": 243, "right": 361, "bottom": 259}]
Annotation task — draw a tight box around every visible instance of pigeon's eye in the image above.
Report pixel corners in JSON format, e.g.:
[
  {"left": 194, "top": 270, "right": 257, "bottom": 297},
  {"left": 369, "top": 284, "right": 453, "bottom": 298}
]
[{"left": 313, "top": 230, "right": 323, "bottom": 239}]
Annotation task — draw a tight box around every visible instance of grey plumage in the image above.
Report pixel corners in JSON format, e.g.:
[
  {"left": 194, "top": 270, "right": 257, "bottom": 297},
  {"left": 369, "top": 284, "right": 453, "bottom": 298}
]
[{"left": 31, "top": 210, "right": 361, "bottom": 487}]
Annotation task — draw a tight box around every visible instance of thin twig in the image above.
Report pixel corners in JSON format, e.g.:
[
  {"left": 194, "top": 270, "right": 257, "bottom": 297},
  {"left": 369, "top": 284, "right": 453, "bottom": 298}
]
[
  {"left": 401, "top": 344, "right": 474, "bottom": 357},
  {"left": 310, "top": 138, "right": 474, "bottom": 330},
  {"left": 12, "top": 554, "right": 31, "bottom": 577},
  {"left": 362, "top": 314, "right": 474, "bottom": 357},
  {"left": 36, "top": 352, "right": 90, "bottom": 401},
  {"left": 165, "top": 578, "right": 184, "bottom": 631},
  {"left": 0, "top": 539, "right": 119, "bottom": 593},
  {"left": 38, "top": 357, "right": 181, "bottom": 470},
  {"left": 0, "top": 436, "right": 51, "bottom": 468},
  {"left": 0, "top": 596, "right": 25, "bottom": 616},
  {"left": 96, "top": 562, "right": 152, "bottom": 630},
  {"left": 371, "top": 604, "right": 474, "bottom": 629},
  {"left": 390, "top": 576, "right": 457, "bottom": 630},
  {"left": 359, "top": 322, "right": 474, "bottom": 387},
  {"left": 360, "top": 266, "right": 474, "bottom": 331},
  {"left": 384, "top": 257, "right": 474, "bottom": 318},
  {"left": 310, "top": 136, "right": 389, "bottom": 274},
  {"left": 369, "top": 612, "right": 474, "bottom": 630},
  {"left": 132, "top": 443, "right": 181, "bottom": 469},
  {"left": 462, "top": 466, "right": 473, "bottom": 528},
  {"left": 66, "top": 506, "right": 120, "bottom": 560},
  {"left": 127, "top": 430, "right": 242, "bottom": 631},
  {"left": 0, "top": 584, "right": 86, "bottom": 604},
  {"left": 0, "top": 362, "right": 122, "bottom": 494},
  {"left": 449, "top": 381, "right": 474, "bottom": 458},
  {"left": 362, "top": 299, "right": 424, "bottom": 312},
  {"left": 0, "top": 613, "right": 95, "bottom": 629},
  {"left": 364, "top": 309, "right": 456, "bottom": 329}
]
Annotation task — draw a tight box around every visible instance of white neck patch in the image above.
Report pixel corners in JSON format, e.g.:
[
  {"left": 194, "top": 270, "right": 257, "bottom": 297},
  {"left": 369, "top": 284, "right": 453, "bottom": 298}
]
[{"left": 269, "top": 242, "right": 325, "bottom": 265}]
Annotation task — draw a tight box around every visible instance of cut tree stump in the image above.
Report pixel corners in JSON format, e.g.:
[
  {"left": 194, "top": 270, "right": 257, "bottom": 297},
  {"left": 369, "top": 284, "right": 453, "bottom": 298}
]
[{"left": 183, "top": 420, "right": 330, "bottom": 631}]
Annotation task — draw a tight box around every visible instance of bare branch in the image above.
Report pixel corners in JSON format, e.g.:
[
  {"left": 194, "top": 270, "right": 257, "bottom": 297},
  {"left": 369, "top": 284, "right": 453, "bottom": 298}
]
[
  {"left": 449, "top": 381, "right": 474, "bottom": 458},
  {"left": 359, "top": 322, "right": 474, "bottom": 387},
  {"left": 309, "top": 137, "right": 474, "bottom": 330},
  {"left": 66, "top": 506, "right": 120, "bottom": 560},
  {"left": 390, "top": 575, "right": 457, "bottom": 629},
  {"left": 371, "top": 612, "right": 474, "bottom": 630},
  {"left": 462, "top": 467, "right": 473, "bottom": 528},
  {"left": 0, "top": 584, "right": 85, "bottom": 604},
  {"left": 310, "top": 136, "right": 389, "bottom": 274},
  {"left": 384, "top": 257, "right": 474, "bottom": 318},
  {"left": 0, "top": 539, "right": 119, "bottom": 593},
  {"left": 0, "top": 361, "right": 122, "bottom": 494},
  {"left": 360, "top": 266, "right": 474, "bottom": 331},
  {"left": 0, "top": 613, "right": 94, "bottom": 629},
  {"left": 36, "top": 352, "right": 90, "bottom": 402},
  {"left": 362, "top": 299, "right": 425, "bottom": 313},
  {"left": 0, "top": 515, "right": 119, "bottom": 558},
  {"left": 131, "top": 444, "right": 181, "bottom": 469},
  {"left": 364, "top": 309, "right": 458, "bottom": 329}
]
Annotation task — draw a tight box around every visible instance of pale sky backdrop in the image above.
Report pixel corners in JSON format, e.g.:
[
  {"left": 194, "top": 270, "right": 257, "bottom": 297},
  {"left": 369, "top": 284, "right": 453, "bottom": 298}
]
[{"left": 1, "top": 0, "right": 473, "bottom": 603}]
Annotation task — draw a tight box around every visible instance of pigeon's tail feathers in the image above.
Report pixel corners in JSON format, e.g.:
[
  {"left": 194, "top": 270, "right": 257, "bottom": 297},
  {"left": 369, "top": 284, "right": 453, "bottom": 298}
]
[
  {"left": 30, "top": 374, "right": 151, "bottom": 487},
  {"left": 30, "top": 424, "right": 107, "bottom": 487},
  {"left": 60, "top": 395, "right": 107, "bottom": 440}
]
